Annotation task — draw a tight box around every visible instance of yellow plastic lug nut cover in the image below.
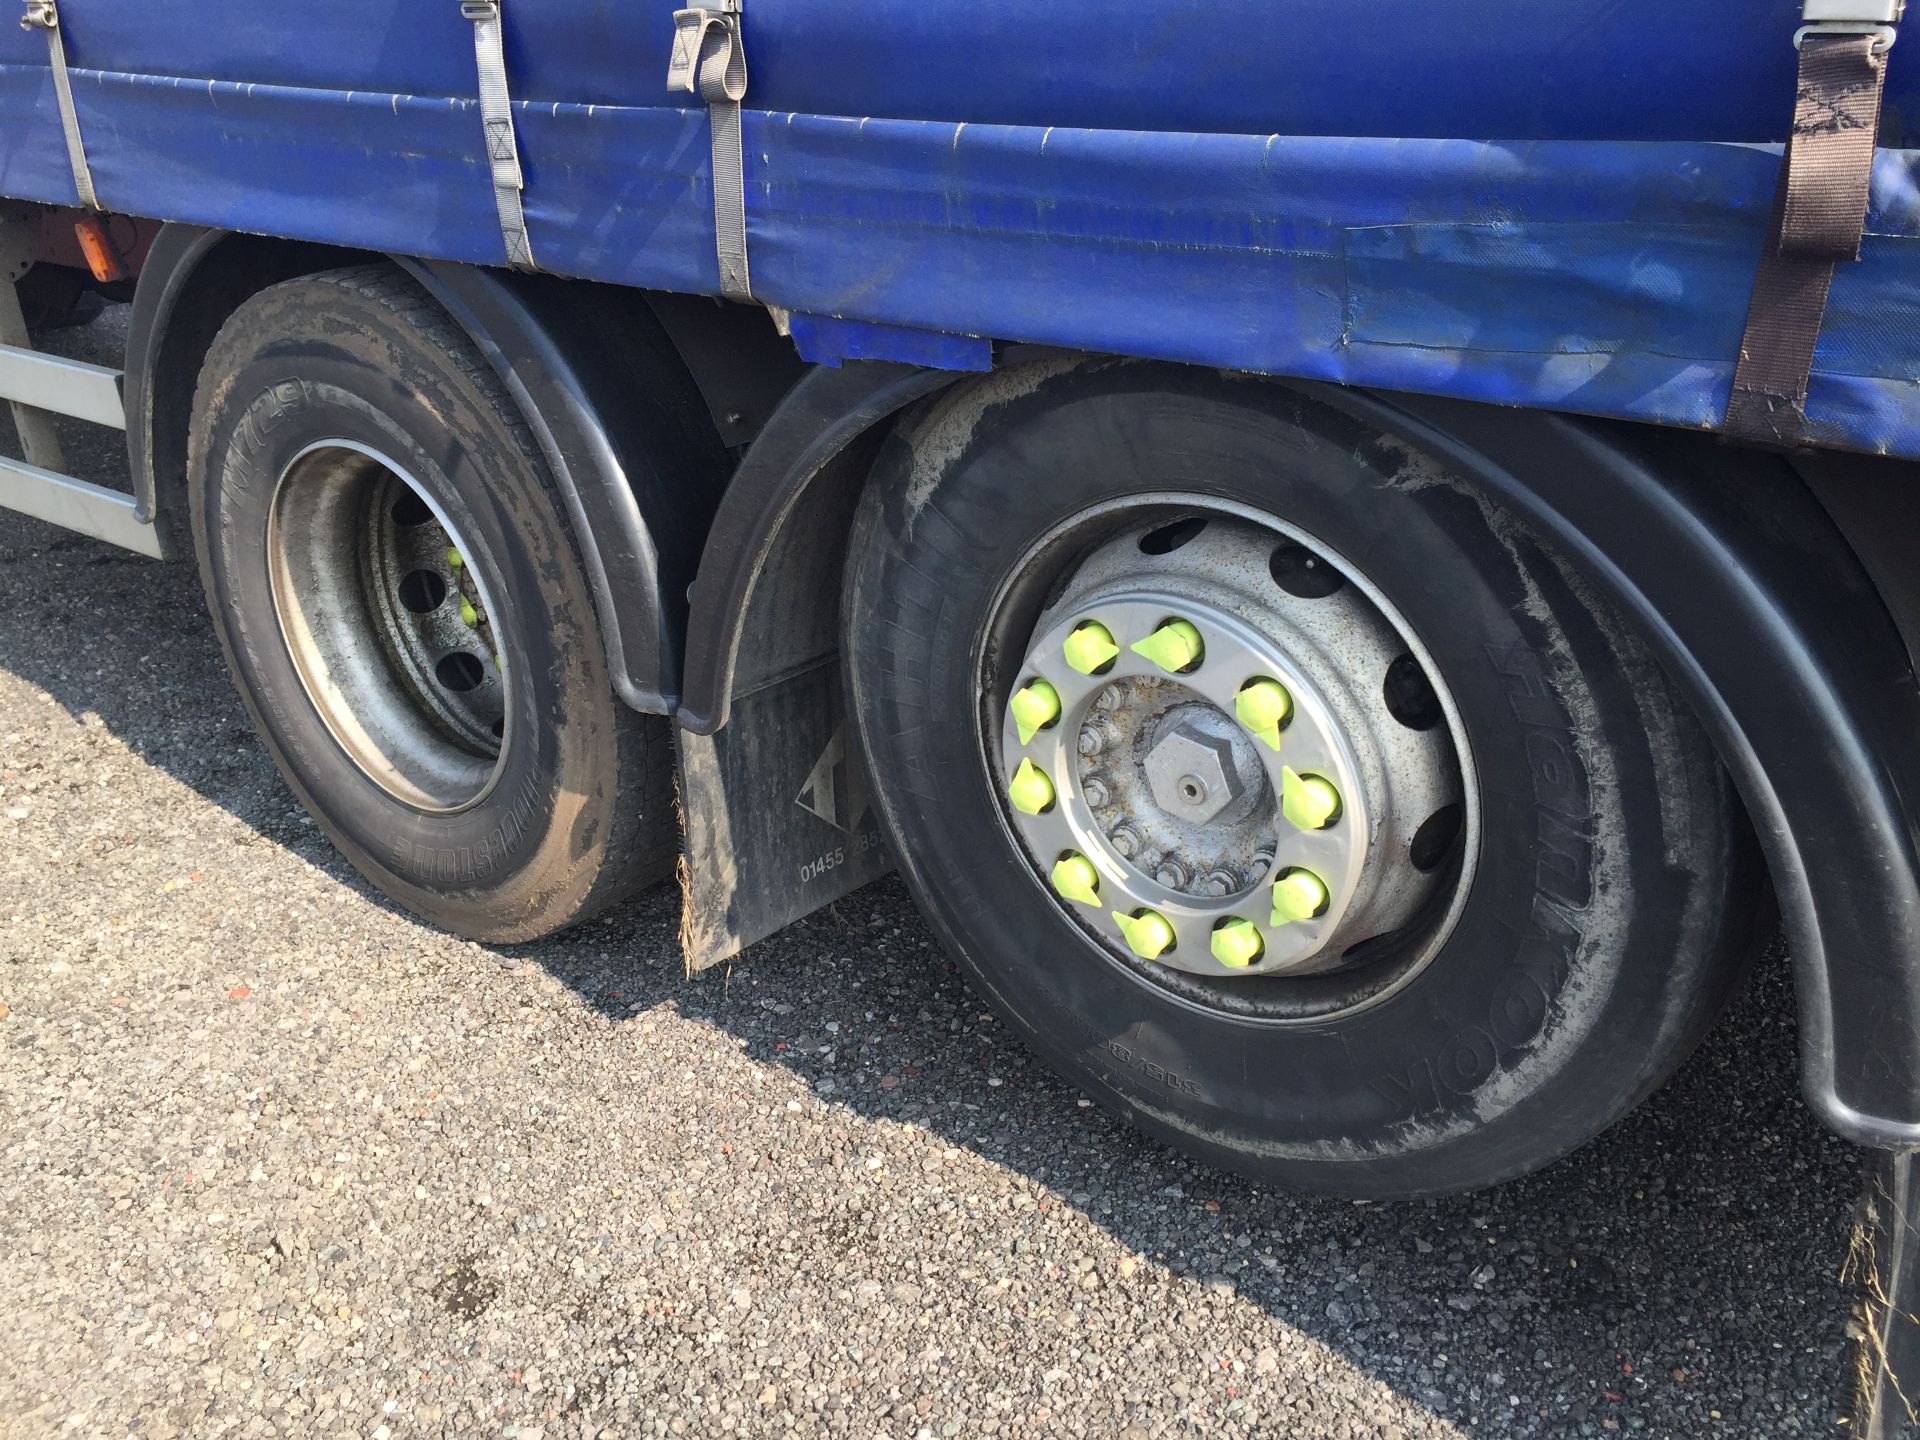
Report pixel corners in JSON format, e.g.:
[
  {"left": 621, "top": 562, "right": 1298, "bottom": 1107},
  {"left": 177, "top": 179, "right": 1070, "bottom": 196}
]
[
  {"left": 1063, "top": 620, "right": 1120, "bottom": 675},
  {"left": 1113, "top": 908, "right": 1176, "bottom": 960},
  {"left": 1050, "top": 852, "right": 1101, "bottom": 907},
  {"left": 1210, "top": 918, "right": 1265, "bottom": 968},
  {"left": 1271, "top": 868, "right": 1330, "bottom": 925},
  {"left": 446, "top": 546, "right": 464, "bottom": 572},
  {"left": 1130, "top": 619, "right": 1204, "bottom": 673},
  {"left": 1008, "top": 757, "right": 1056, "bottom": 815},
  {"left": 459, "top": 597, "right": 479, "bottom": 628},
  {"left": 1281, "top": 766, "right": 1340, "bottom": 830},
  {"left": 1234, "top": 677, "right": 1292, "bottom": 751},
  {"left": 1010, "top": 679, "right": 1062, "bottom": 743}
]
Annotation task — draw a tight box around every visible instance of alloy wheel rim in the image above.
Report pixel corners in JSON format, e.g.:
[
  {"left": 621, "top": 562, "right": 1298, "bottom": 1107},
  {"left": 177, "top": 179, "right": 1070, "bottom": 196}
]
[
  {"left": 266, "top": 440, "right": 510, "bottom": 814},
  {"left": 983, "top": 503, "right": 1476, "bottom": 1021}
]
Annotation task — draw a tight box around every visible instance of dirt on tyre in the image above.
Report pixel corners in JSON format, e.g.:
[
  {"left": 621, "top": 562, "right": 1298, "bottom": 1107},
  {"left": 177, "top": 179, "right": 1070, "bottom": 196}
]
[
  {"left": 842, "top": 358, "right": 1761, "bottom": 1198},
  {"left": 187, "top": 264, "right": 677, "bottom": 942}
]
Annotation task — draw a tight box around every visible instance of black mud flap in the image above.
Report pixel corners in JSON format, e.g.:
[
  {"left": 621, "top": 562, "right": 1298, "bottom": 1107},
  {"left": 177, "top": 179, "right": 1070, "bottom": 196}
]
[
  {"left": 1853, "top": 1150, "right": 1920, "bottom": 1437},
  {"left": 675, "top": 657, "right": 891, "bottom": 969}
]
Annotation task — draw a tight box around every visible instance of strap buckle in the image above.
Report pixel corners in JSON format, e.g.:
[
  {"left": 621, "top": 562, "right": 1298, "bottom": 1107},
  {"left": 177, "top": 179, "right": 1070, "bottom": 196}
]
[
  {"left": 1795, "top": 22, "right": 1899, "bottom": 50},
  {"left": 1798, "top": 0, "right": 1903, "bottom": 50},
  {"left": 668, "top": 3, "right": 744, "bottom": 98},
  {"left": 20, "top": 1, "right": 56, "bottom": 30},
  {"left": 459, "top": 1, "right": 497, "bottom": 19}
]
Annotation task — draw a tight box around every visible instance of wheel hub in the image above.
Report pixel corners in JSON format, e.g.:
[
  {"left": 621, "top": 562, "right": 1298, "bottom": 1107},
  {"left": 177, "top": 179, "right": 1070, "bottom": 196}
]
[
  {"left": 993, "top": 514, "right": 1464, "bottom": 984},
  {"left": 267, "top": 440, "right": 511, "bottom": 814}
]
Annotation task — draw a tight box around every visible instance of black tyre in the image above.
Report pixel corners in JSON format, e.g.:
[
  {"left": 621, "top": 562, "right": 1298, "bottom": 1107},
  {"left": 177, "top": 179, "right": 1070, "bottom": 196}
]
[
  {"left": 843, "top": 360, "right": 1759, "bottom": 1197},
  {"left": 188, "top": 265, "right": 677, "bottom": 942}
]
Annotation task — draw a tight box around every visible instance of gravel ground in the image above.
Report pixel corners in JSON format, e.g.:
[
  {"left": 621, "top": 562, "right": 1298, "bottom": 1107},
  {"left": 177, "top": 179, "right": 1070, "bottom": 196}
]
[{"left": 0, "top": 305, "right": 1866, "bottom": 1438}]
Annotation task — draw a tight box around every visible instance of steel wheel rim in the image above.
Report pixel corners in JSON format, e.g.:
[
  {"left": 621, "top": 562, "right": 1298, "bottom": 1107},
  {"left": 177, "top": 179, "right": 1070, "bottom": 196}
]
[
  {"left": 267, "top": 440, "right": 510, "bottom": 814},
  {"left": 978, "top": 498, "right": 1479, "bottom": 1024}
]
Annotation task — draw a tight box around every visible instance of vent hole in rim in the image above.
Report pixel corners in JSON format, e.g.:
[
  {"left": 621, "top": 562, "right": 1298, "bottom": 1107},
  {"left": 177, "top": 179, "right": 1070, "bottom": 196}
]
[
  {"left": 436, "top": 653, "right": 486, "bottom": 694},
  {"left": 389, "top": 490, "right": 434, "bottom": 526},
  {"left": 1383, "top": 653, "right": 1444, "bottom": 731},
  {"left": 397, "top": 569, "right": 447, "bottom": 614},
  {"left": 1409, "top": 803, "right": 1463, "bottom": 873},
  {"left": 1270, "top": 543, "right": 1346, "bottom": 598},
  {"left": 1139, "top": 517, "right": 1209, "bottom": 555}
]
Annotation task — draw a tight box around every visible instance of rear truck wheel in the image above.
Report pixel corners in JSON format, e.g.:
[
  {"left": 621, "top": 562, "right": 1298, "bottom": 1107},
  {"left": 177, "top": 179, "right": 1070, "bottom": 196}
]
[
  {"left": 843, "top": 361, "right": 1761, "bottom": 1197},
  {"left": 186, "top": 265, "right": 677, "bottom": 942}
]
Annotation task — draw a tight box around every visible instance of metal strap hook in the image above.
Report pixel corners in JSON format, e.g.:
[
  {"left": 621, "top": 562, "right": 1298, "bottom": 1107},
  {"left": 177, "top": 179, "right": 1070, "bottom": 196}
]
[
  {"left": 20, "top": 0, "right": 100, "bottom": 212},
  {"left": 668, "top": 2, "right": 753, "bottom": 302}
]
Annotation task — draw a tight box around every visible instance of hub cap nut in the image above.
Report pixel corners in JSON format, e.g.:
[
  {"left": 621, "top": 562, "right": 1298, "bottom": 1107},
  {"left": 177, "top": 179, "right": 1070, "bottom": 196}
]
[
  {"left": 1113, "top": 909, "right": 1175, "bottom": 960},
  {"left": 1281, "top": 766, "right": 1340, "bottom": 830},
  {"left": 1211, "top": 918, "right": 1265, "bottom": 968},
  {"left": 1271, "top": 868, "right": 1330, "bottom": 925}
]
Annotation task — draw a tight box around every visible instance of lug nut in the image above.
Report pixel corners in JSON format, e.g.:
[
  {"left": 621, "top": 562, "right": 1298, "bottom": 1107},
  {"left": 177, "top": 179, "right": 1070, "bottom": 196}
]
[
  {"left": 1130, "top": 619, "right": 1204, "bottom": 673},
  {"left": 1113, "top": 908, "right": 1175, "bottom": 960},
  {"left": 1081, "top": 777, "right": 1111, "bottom": 809},
  {"left": 1094, "top": 687, "right": 1122, "bottom": 712},
  {"left": 459, "top": 597, "right": 479, "bottom": 627},
  {"left": 1008, "top": 758, "right": 1056, "bottom": 815},
  {"left": 1270, "top": 867, "right": 1330, "bottom": 925},
  {"left": 1211, "top": 918, "right": 1265, "bottom": 968},
  {"left": 1051, "top": 852, "right": 1101, "bottom": 908},
  {"left": 1010, "top": 679, "right": 1062, "bottom": 744},
  {"left": 1235, "top": 677, "right": 1292, "bottom": 751},
  {"left": 1108, "top": 824, "right": 1142, "bottom": 859},
  {"left": 1281, "top": 766, "right": 1341, "bottom": 830},
  {"left": 1153, "top": 859, "right": 1190, "bottom": 891},
  {"left": 1063, "top": 620, "right": 1120, "bottom": 675},
  {"left": 446, "top": 546, "right": 464, "bottom": 572},
  {"left": 1199, "top": 868, "right": 1239, "bottom": 898},
  {"left": 1077, "top": 724, "right": 1105, "bottom": 757}
]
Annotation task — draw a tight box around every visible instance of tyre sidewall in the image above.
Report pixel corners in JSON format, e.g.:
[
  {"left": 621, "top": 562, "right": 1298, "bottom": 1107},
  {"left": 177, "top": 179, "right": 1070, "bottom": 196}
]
[
  {"left": 189, "top": 278, "right": 623, "bottom": 937},
  {"left": 846, "top": 361, "right": 1735, "bottom": 1195}
]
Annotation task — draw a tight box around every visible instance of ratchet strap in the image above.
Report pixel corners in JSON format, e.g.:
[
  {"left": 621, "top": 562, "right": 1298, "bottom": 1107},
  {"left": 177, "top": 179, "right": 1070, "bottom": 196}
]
[
  {"left": 667, "top": 1, "right": 752, "bottom": 301},
  {"left": 19, "top": 0, "right": 99, "bottom": 211},
  {"left": 1723, "top": 2, "right": 1902, "bottom": 443},
  {"left": 460, "top": 0, "right": 535, "bottom": 271}
]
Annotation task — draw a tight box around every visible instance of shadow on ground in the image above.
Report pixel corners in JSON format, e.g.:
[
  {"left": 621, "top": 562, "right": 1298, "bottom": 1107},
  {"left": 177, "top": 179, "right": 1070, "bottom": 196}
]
[{"left": 0, "top": 309, "right": 1862, "bottom": 1436}]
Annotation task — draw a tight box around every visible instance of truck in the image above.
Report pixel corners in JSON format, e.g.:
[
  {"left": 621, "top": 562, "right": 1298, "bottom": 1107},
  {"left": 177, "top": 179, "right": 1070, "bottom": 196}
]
[{"left": 4, "top": 0, "right": 1920, "bottom": 1426}]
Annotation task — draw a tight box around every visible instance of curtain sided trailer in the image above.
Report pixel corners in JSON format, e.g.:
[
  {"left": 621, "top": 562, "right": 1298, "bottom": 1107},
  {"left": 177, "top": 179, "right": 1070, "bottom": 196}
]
[{"left": 5, "top": 1, "right": 1920, "bottom": 1425}]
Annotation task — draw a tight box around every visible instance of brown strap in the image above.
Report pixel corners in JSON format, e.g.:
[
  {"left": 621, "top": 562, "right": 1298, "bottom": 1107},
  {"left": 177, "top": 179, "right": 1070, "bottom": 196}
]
[{"left": 1724, "top": 31, "right": 1891, "bottom": 443}]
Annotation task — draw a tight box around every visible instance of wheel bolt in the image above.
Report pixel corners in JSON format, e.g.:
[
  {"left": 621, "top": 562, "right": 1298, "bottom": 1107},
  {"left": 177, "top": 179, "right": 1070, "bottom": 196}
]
[
  {"left": 1051, "top": 852, "right": 1101, "bottom": 908},
  {"left": 1010, "top": 679, "right": 1062, "bottom": 743},
  {"left": 1153, "top": 859, "right": 1189, "bottom": 890},
  {"left": 1234, "top": 677, "right": 1292, "bottom": 751},
  {"left": 1081, "top": 777, "right": 1111, "bottom": 809},
  {"left": 1130, "top": 619, "right": 1204, "bottom": 673},
  {"left": 1093, "top": 687, "right": 1122, "bottom": 712},
  {"left": 1199, "top": 868, "right": 1239, "bottom": 898},
  {"left": 1271, "top": 867, "right": 1330, "bottom": 925},
  {"left": 1077, "top": 724, "right": 1105, "bottom": 757},
  {"left": 1063, "top": 620, "right": 1120, "bottom": 675},
  {"left": 1211, "top": 918, "right": 1265, "bottom": 969},
  {"left": 1109, "top": 824, "right": 1142, "bottom": 859},
  {"left": 1113, "top": 908, "right": 1175, "bottom": 960},
  {"left": 1008, "top": 758, "right": 1056, "bottom": 815},
  {"left": 1281, "top": 766, "right": 1340, "bottom": 830}
]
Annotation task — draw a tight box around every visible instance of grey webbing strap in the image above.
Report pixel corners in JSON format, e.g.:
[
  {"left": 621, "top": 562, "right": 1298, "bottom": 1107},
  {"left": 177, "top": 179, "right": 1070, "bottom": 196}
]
[
  {"left": 668, "top": 2, "right": 752, "bottom": 301},
  {"left": 20, "top": 0, "right": 99, "bottom": 211},
  {"left": 1724, "top": 3, "right": 1902, "bottom": 442},
  {"left": 460, "top": 0, "right": 535, "bottom": 271}
]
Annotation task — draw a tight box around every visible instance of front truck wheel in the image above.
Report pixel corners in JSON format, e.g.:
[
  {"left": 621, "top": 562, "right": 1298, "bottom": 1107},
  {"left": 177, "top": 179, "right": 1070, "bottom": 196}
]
[
  {"left": 187, "top": 266, "right": 678, "bottom": 942},
  {"left": 844, "top": 361, "right": 1760, "bottom": 1197}
]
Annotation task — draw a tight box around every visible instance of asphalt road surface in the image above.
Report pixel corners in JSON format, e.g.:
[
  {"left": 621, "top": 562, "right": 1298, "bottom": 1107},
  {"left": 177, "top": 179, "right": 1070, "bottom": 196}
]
[{"left": 0, "top": 305, "right": 1865, "bottom": 1438}]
